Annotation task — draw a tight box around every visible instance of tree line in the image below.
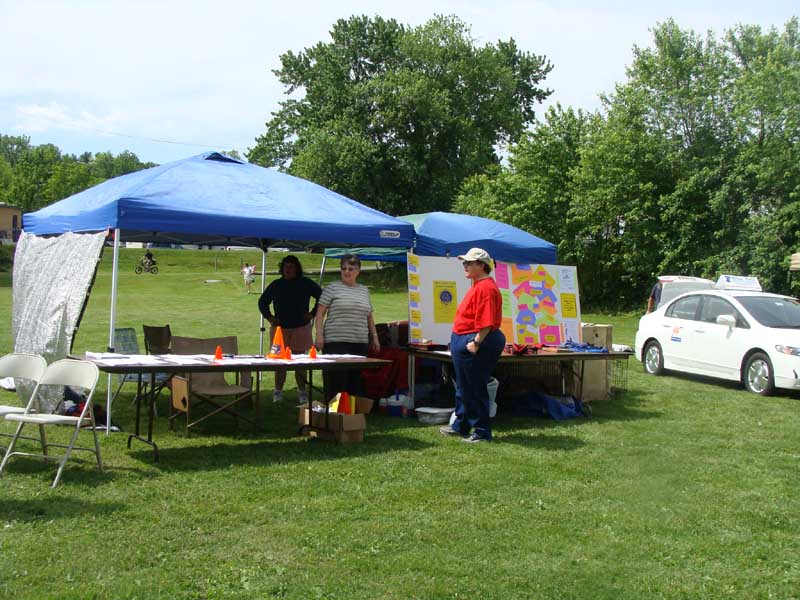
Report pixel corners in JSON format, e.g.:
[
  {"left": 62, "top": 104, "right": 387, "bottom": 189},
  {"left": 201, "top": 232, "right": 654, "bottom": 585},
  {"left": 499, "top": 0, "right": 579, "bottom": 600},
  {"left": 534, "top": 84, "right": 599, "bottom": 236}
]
[
  {"left": 2, "top": 15, "right": 797, "bottom": 310},
  {"left": 0, "top": 135, "right": 155, "bottom": 213},
  {"left": 251, "top": 15, "right": 799, "bottom": 309}
]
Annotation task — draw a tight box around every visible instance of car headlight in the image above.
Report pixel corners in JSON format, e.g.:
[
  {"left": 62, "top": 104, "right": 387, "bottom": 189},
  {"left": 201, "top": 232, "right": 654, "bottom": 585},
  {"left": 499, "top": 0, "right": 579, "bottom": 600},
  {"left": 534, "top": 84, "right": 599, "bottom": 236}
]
[{"left": 775, "top": 345, "right": 800, "bottom": 356}]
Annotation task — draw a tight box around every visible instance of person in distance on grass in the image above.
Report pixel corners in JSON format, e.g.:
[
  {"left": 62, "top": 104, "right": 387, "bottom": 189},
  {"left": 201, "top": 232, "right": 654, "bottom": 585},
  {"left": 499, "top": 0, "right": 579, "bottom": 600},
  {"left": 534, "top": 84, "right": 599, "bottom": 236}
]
[
  {"left": 314, "top": 254, "right": 380, "bottom": 399},
  {"left": 259, "top": 255, "right": 321, "bottom": 402},
  {"left": 242, "top": 262, "right": 256, "bottom": 293},
  {"left": 440, "top": 248, "right": 505, "bottom": 443}
]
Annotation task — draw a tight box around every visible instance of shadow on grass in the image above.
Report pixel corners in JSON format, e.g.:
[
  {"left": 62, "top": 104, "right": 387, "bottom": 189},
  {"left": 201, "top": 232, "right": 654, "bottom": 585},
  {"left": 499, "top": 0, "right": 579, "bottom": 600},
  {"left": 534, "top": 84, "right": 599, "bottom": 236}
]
[
  {"left": 0, "top": 455, "right": 117, "bottom": 489},
  {"left": 129, "top": 432, "right": 434, "bottom": 472},
  {"left": 658, "top": 369, "right": 800, "bottom": 400},
  {"left": 581, "top": 389, "right": 664, "bottom": 422},
  {"left": 2, "top": 497, "right": 125, "bottom": 522}
]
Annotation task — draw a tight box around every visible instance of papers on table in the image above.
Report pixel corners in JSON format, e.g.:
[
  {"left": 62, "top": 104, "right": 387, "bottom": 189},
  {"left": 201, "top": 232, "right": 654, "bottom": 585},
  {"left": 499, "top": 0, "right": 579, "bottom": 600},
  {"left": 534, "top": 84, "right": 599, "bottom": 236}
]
[{"left": 83, "top": 352, "right": 343, "bottom": 366}]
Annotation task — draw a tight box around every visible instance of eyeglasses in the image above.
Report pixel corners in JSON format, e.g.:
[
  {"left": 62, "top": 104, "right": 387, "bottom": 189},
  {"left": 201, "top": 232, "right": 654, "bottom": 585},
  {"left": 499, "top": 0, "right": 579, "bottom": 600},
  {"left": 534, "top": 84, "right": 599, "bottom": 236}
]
[{"left": 341, "top": 266, "right": 359, "bottom": 272}]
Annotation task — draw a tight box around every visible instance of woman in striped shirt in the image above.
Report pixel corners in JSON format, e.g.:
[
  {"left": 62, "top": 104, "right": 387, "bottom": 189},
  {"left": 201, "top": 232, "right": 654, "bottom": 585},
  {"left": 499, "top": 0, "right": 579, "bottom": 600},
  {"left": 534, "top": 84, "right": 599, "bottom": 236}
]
[{"left": 315, "top": 254, "right": 380, "bottom": 396}]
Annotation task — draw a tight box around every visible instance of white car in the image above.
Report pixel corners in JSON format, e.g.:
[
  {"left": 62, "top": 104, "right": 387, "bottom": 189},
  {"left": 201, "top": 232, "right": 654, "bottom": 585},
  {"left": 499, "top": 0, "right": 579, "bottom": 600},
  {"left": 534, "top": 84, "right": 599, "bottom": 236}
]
[{"left": 634, "top": 290, "right": 800, "bottom": 395}]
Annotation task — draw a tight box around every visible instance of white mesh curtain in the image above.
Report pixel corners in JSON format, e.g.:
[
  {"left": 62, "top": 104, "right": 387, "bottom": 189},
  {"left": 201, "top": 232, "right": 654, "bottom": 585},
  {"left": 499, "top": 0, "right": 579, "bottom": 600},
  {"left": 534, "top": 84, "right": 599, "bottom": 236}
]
[{"left": 12, "top": 231, "right": 106, "bottom": 410}]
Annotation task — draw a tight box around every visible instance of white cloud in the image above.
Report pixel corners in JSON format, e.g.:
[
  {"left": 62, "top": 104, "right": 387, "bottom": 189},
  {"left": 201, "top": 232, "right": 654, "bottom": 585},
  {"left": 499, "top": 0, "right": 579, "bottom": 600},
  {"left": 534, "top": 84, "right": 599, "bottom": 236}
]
[{"left": 15, "top": 103, "right": 125, "bottom": 135}]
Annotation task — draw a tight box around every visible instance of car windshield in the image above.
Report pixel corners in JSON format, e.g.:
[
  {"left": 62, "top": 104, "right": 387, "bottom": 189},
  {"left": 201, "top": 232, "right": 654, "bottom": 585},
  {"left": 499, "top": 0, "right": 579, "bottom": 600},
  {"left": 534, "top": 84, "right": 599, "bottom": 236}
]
[{"left": 737, "top": 295, "right": 800, "bottom": 328}]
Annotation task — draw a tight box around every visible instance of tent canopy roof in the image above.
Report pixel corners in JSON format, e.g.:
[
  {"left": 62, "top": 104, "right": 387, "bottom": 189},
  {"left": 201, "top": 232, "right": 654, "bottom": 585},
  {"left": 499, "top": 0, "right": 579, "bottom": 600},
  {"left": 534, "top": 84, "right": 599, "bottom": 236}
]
[
  {"left": 326, "top": 211, "right": 557, "bottom": 264},
  {"left": 23, "top": 152, "right": 414, "bottom": 249}
]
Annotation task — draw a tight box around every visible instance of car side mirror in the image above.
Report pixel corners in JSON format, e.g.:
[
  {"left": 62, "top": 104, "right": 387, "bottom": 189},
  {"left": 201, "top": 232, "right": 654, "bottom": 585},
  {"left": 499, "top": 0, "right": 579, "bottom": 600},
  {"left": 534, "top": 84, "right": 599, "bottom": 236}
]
[{"left": 716, "top": 314, "right": 736, "bottom": 328}]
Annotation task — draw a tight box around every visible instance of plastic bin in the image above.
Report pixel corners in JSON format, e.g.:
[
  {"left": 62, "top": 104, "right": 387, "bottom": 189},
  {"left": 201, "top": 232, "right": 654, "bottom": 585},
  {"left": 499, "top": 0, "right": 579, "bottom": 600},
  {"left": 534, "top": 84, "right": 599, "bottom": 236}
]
[{"left": 449, "top": 377, "right": 499, "bottom": 424}]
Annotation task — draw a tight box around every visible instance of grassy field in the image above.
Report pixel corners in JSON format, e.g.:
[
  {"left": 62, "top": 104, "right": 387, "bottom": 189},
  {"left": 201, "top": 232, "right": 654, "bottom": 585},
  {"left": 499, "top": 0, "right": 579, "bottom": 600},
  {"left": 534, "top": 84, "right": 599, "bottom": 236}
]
[{"left": 0, "top": 249, "right": 798, "bottom": 599}]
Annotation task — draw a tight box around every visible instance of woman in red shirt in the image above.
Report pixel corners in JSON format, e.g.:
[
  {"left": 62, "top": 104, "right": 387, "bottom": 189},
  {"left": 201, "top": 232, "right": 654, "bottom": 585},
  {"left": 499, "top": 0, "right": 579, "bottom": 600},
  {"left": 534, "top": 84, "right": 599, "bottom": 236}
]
[{"left": 440, "top": 248, "right": 506, "bottom": 443}]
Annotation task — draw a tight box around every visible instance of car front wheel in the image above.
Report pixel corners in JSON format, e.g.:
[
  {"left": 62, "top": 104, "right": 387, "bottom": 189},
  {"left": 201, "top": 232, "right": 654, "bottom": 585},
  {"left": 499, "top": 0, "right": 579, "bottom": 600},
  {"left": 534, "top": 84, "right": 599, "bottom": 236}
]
[
  {"left": 743, "top": 352, "right": 775, "bottom": 396},
  {"left": 643, "top": 340, "right": 664, "bottom": 375}
]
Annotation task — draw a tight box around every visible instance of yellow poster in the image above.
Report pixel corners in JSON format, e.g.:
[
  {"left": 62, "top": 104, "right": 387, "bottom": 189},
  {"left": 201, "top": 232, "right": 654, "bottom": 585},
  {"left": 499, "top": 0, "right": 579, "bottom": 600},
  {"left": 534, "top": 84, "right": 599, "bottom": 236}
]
[
  {"left": 410, "top": 327, "right": 423, "bottom": 343},
  {"left": 408, "top": 254, "right": 420, "bottom": 270},
  {"left": 410, "top": 309, "right": 422, "bottom": 325},
  {"left": 409, "top": 290, "right": 421, "bottom": 307},
  {"left": 561, "top": 293, "right": 577, "bottom": 318},
  {"left": 409, "top": 272, "right": 420, "bottom": 288},
  {"left": 432, "top": 280, "right": 457, "bottom": 324}
]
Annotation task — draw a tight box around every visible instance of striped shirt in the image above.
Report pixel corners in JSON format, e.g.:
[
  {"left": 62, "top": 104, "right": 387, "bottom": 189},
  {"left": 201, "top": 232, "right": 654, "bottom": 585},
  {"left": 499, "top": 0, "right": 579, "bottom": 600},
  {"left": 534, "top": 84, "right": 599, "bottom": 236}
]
[{"left": 319, "top": 281, "right": 373, "bottom": 344}]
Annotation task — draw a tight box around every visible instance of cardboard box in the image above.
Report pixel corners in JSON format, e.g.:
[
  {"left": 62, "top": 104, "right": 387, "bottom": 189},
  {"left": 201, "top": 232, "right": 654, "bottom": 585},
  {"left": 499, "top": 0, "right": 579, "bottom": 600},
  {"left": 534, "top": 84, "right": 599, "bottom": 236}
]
[
  {"left": 576, "top": 323, "right": 613, "bottom": 402},
  {"left": 581, "top": 323, "right": 612, "bottom": 349},
  {"left": 298, "top": 407, "right": 366, "bottom": 443}
]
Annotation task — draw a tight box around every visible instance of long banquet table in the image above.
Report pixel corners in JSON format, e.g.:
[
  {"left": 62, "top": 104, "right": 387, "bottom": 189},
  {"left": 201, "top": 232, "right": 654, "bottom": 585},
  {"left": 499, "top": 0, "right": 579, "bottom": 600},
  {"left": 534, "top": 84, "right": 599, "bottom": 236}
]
[
  {"left": 405, "top": 347, "right": 633, "bottom": 403},
  {"left": 83, "top": 352, "right": 390, "bottom": 460}
]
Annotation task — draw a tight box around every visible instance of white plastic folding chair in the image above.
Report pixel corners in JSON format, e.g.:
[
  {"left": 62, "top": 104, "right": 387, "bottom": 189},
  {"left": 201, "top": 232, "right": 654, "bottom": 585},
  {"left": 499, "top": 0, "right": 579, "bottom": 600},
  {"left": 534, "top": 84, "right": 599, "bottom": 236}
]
[
  {"left": 0, "top": 359, "right": 102, "bottom": 488},
  {"left": 0, "top": 353, "right": 48, "bottom": 453}
]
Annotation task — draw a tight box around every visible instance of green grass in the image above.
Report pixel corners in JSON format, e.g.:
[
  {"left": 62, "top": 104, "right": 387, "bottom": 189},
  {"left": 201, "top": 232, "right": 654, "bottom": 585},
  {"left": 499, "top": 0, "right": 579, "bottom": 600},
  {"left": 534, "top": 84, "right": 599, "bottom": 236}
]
[{"left": 1, "top": 249, "right": 798, "bottom": 599}]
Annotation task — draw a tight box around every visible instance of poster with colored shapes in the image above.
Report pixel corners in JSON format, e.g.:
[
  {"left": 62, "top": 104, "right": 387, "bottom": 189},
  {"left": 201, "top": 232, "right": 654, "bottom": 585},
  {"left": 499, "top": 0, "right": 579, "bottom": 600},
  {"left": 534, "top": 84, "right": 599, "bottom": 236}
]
[
  {"left": 407, "top": 255, "right": 581, "bottom": 345},
  {"left": 498, "top": 262, "right": 581, "bottom": 344}
]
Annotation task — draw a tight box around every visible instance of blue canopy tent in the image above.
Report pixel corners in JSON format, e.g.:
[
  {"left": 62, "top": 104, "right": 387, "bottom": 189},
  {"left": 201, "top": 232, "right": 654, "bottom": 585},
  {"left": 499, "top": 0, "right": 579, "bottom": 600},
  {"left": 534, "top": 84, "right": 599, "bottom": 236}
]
[
  {"left": 325, "top": 211, "right": 557, "bottom": 265},
  {"left": 24, "top": 152, "right": 414, "bottom": 249},
  {"left": 22, "top": 152, "right": 414, "bottom": 430}
]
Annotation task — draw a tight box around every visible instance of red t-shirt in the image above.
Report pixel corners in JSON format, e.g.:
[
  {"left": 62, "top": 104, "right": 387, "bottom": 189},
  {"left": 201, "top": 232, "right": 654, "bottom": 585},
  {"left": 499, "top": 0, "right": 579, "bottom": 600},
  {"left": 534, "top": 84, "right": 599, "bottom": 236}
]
[{"left": 452, "top": 276, "right": 502, "bottom": 334}]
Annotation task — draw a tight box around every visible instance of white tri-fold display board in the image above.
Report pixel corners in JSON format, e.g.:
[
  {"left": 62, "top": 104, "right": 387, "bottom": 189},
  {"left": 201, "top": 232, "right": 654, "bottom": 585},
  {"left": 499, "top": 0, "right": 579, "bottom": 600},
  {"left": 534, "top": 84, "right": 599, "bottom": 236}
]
[{"left": 407, "top": 254, "right": 582, "bottom": 346}]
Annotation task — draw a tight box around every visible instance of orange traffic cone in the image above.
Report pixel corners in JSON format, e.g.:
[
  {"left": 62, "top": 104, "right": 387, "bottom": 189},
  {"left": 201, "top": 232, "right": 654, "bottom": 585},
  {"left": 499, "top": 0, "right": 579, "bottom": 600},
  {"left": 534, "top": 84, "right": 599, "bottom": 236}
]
[
  {"left": 214, "top": 345, "right": 223, "bottom": 360},
  {"left": 339, "top": 391, "right": 351, "bottom": 414},
  {"left": 309, "top": 346, "right": 317, "bottom": 359},
  {"left": 268, "top": 326, "right": 285, "bottom": 358},
  {"left": 283, "top": 346, "right": 292, "bottom": 360}
]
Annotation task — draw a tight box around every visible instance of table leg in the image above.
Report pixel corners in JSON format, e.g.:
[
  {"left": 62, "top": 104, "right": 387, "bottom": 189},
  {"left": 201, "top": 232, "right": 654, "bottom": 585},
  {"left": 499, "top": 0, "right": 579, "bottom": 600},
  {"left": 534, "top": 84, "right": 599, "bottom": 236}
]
[
  {"left": 127, "top": 372, "right": 160, "bottom": 461},
  {"left": 255, "top": 371, "right": 261, "bottom": 433},
  {"left": 408, "top": 355, "right": 416, "bottom": 405}
]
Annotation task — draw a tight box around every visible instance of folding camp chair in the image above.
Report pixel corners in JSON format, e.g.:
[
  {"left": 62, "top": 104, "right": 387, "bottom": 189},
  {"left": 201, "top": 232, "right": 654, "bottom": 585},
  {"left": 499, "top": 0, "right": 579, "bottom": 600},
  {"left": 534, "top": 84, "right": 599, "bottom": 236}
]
[
  {"left": 110, "top": 327, "right": 142, "bottom": 406},
  {"left": 0, "top": 353, "right": 48, "bottom": 453},
  {"left": 0, "top": 359, "right": 102, "bottom": 488},
  {"left": 111, "top": 327, "right": 170, "bottom": 413},
  {"left": 143, "top": 324, "right": 172, "bottom": 354},
  {"left": 169, "top": 336, "right": 253, "bottom": 433}
]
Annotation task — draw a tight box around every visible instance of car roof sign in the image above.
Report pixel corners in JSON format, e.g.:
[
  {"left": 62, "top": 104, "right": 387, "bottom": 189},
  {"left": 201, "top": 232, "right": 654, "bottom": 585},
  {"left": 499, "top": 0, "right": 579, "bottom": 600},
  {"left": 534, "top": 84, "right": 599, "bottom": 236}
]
[{"left": 716, "top": 275, "right": 762, "bottom": 291}]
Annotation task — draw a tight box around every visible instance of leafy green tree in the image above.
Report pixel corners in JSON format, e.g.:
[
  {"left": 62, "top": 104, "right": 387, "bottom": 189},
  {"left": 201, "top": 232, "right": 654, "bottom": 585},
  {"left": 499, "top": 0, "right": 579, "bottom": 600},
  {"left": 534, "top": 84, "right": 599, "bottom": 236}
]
[
  {"left": 454, "top": 104, "right": 588, "bottom": 257},
  {"left": 6, "top": 143, "right": 62, "bottom": 212},
  {"left": 455, "top": 18, "right": 800, "bottom": 308},
  {"left": 0, "top": 137, "right": 155, "bottom": 211},
  {"left": 722, "top": 19, "right": 800, "bottom": 293},
  {"left": 0, "top": 134, "right": 32, "bottom": 168},
  {"left": 249, "top": 15, "right": 552, "bottom": 214},
  {"left": 43, "top": 160, "right": 105, "bottom": 204}
]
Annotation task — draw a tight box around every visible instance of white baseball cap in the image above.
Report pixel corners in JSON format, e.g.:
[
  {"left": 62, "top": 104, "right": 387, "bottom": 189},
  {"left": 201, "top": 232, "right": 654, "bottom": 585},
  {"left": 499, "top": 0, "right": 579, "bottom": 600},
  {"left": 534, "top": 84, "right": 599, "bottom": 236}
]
[{"left": 457, "top": 247, "right": 493, "bottom": 271}]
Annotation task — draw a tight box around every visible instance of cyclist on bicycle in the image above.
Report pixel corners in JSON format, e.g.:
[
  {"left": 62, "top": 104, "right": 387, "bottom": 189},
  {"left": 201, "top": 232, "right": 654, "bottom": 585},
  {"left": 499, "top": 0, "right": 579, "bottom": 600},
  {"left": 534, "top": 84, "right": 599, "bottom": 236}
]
[{"left": 142, "top": 249, "right": 156, "bottom": 268}]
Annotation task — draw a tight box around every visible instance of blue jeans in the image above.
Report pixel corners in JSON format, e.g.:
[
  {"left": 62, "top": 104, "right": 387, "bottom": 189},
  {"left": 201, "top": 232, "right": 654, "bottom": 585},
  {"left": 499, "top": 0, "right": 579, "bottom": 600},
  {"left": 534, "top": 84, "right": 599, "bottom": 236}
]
[{"left": 450, "top": 329, "right": 505, "bottom": 440}]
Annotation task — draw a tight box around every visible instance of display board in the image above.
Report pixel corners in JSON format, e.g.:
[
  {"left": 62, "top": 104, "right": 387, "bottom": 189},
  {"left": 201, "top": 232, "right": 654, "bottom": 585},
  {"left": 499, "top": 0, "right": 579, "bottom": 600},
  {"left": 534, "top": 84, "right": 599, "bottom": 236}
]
[{"left": 407, "top": 254, "right": 582, "bottom": 345}]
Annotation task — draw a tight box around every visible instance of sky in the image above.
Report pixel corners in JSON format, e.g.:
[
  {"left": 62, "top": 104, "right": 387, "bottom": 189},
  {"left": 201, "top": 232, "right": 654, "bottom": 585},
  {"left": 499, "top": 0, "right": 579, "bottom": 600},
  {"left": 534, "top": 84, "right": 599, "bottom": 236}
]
[{"left": 1, "top": 0, "right": 796, "bottom": 165}]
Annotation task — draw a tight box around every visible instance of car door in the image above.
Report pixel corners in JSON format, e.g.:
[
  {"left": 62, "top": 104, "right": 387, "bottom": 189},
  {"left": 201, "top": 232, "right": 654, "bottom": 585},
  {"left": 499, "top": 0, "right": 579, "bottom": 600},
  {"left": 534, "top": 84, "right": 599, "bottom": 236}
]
[
  {"left": 684, "top": 295, "right": 750, "bottom": 379},
  {"left": 662, "top": 295, "right": 702, "bottom": 369}
]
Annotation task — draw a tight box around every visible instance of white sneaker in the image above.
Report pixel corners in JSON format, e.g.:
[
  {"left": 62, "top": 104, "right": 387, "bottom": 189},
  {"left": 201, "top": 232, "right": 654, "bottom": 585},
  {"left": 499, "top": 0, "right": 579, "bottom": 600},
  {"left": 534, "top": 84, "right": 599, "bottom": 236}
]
[
  {"left": 298, "top": 390, "right": 308, "bottom": 403},
  {"left": 273, "top": 389, "right": 283, "bottom": 403}
]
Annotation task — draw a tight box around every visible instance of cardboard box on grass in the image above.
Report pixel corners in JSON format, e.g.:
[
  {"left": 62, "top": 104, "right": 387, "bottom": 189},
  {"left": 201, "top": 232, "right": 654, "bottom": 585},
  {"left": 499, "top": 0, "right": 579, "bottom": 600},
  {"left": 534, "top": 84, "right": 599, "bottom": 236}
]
[{"left": 297, "top": 396, "right": 373, "bottom": 443}]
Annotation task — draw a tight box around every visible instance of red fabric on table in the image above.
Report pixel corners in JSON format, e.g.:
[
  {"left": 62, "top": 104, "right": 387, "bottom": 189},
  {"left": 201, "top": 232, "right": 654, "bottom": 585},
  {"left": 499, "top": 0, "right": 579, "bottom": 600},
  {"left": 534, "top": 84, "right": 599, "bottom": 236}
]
[{"left": 362, "top": 348, "right": 409, "bottom": 399}]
